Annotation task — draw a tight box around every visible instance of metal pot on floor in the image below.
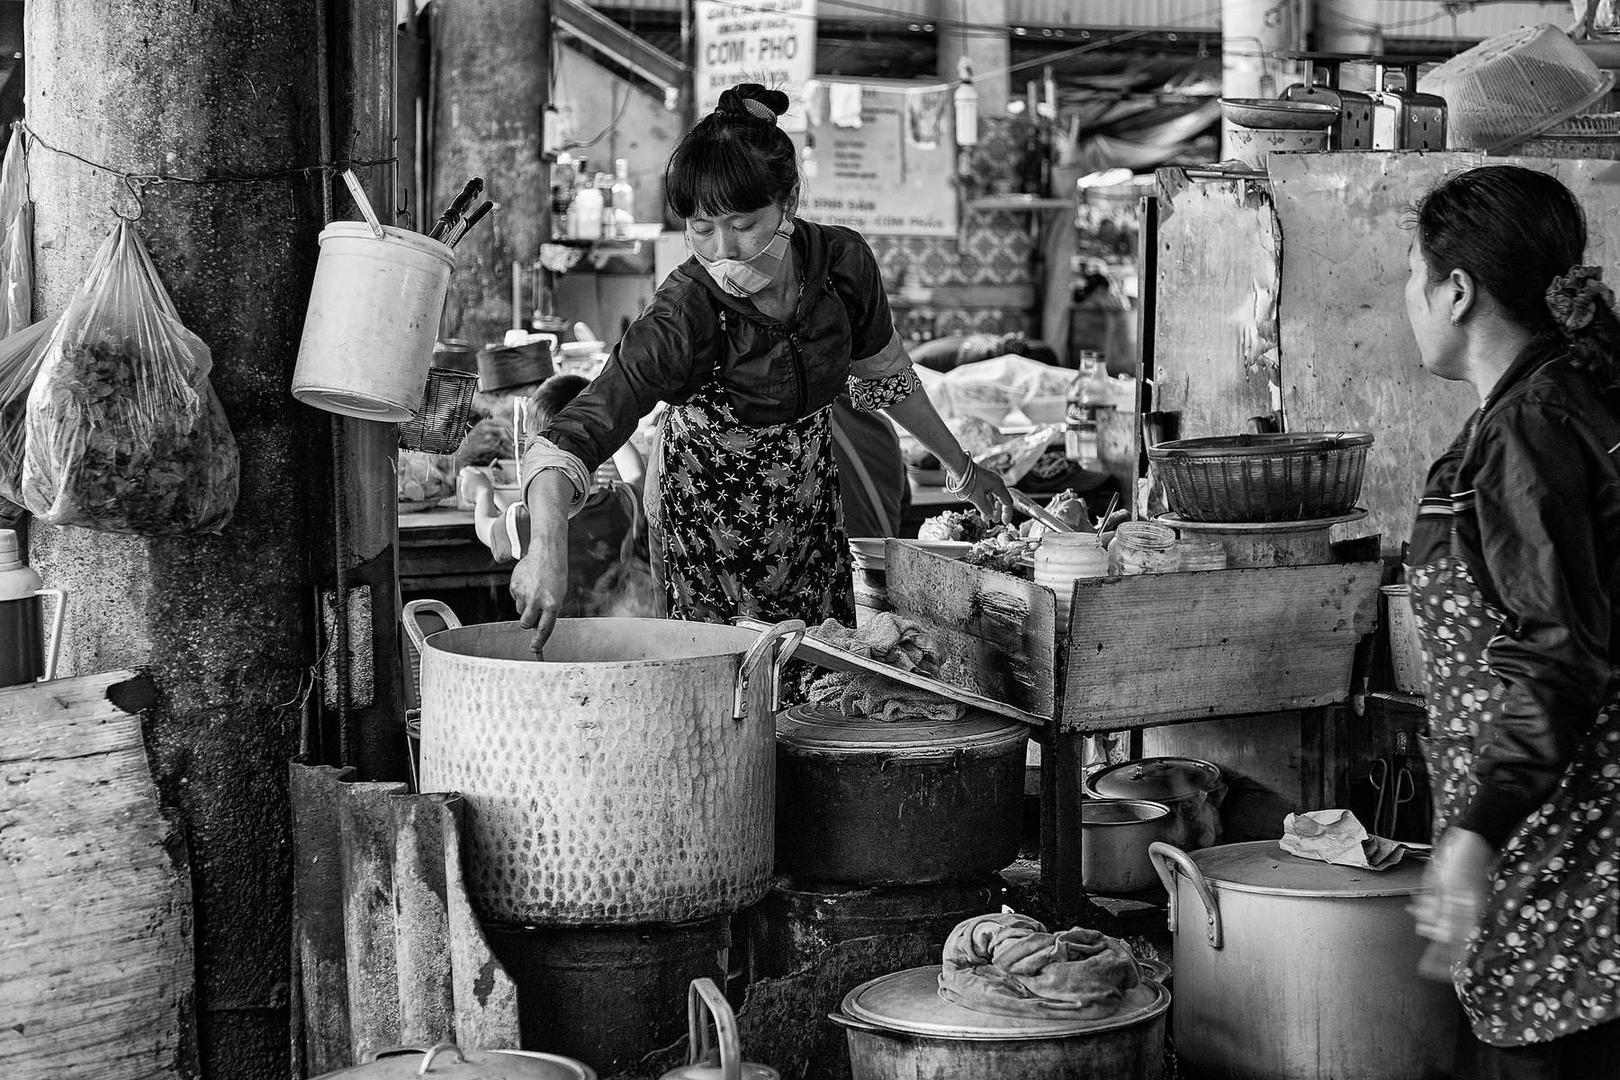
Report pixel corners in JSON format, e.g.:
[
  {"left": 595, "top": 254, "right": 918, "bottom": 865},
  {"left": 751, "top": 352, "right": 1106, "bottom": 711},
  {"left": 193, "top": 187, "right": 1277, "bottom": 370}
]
[
  {"left": 314, "top": 1044, "right": 594, "bottom": 1080},
  {"left": 773, "top": 705, "right": 1028, "bottom": 887},
  {"left": 1150, "top": 840, "right": 1456, "bottom": 1080},
  {"left": 830, "top": 965, "right": 1169, "bottom": 1079}
]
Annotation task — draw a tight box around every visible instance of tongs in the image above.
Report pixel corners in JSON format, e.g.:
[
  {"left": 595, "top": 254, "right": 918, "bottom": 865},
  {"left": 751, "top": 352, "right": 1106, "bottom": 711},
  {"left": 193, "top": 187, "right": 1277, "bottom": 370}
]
[
  {"left": 428, "top": 177, "right": 486, "bottom": 242},
  {"left": 1009, "top": 489, "right": 1078, "bottom": 533}
]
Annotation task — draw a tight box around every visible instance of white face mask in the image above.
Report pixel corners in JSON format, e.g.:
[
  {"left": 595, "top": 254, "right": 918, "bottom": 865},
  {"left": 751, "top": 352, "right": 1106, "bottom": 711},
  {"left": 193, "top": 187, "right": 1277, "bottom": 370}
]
[{"left": 689, "top": 216, "right": 795, "bottom": 298}]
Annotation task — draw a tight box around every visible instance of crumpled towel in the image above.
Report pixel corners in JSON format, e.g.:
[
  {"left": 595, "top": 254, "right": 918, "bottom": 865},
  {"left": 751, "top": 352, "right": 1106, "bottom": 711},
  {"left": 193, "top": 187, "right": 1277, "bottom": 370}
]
[
  {"left": 806, "top": 613, "right": 965, "bottom": 722},
  {"left": 938, "top": 913, "right": 1142, "bottom": 1020},
  {"left": 1280, "top": 809, "right": 1423, "bottom": 871}
]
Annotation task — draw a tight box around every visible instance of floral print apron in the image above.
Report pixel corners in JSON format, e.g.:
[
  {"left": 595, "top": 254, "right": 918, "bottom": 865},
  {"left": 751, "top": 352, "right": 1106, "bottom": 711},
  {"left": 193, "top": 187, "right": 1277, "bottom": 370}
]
[
  {"left": 646, "top": 375, "right": 853, "bottom": 626},
  {"left": 1410, "top": 492, "right": 1620, "bottom": 1048}
]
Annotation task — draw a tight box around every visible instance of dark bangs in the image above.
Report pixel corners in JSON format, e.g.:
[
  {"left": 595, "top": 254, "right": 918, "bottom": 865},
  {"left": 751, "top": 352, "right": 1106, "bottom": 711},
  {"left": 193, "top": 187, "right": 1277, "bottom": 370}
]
[{"left": 664, "top": 124, "right": 797, "bottom": 219}]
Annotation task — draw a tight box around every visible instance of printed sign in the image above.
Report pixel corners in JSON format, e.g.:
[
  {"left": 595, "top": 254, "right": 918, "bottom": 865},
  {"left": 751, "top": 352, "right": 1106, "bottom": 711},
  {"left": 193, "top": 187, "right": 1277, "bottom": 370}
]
[
  {"left": 800, "top": 81, "right": 958, "bottom": 237},
  {"left": 694, "top": 0, "right": 817, "bottom": 133}
]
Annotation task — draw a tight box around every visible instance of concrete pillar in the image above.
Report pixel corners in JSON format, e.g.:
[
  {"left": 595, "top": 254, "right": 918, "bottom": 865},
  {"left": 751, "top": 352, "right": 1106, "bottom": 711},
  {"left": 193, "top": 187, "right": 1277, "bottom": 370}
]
[
  {"left": 432, "top": 0, "right": 551, "bottom": 349},
  {"left": 938, "top": 0, "right": 1009, "bottom": 116},
  {"left": 27, "top": 2, "right": 327, "bottom": 1076},
  {"left": 1315, "top": 0, "right": 1385, "bottom": 60}
]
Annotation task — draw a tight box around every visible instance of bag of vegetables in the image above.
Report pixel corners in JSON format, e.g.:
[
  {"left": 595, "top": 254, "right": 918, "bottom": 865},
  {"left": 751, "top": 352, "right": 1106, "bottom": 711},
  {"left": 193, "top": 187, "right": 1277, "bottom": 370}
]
[
  {"left": 21, "top": 220, "right": 238, "bottom": 534},
  {"left": 0, "top": 315, "right": 61, "bottom": 508}
]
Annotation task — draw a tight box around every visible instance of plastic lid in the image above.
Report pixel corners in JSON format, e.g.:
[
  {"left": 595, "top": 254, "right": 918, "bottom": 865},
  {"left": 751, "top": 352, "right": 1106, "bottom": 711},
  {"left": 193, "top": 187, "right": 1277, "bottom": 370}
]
[
  {"left": 1420, "top": 23, "right": 1616, "bottom": 152},
  {"left": 775, "top": 704, "right": 1027, "bottom": 755},
  {"left": 1088, "top": 757, "right": 1220, "bottom": 801},
  {"left": 0, "top": 529, "right": 19, "bottom": 570},
  {"left": 838, "top": 965, "right": 1168, "bottom": 1041},
  {"left": 1175, "top": 840, "right": 1429, "bottom": 898},
  {"left": 0, "top": 529, "right": 43, "bottom": 600}
]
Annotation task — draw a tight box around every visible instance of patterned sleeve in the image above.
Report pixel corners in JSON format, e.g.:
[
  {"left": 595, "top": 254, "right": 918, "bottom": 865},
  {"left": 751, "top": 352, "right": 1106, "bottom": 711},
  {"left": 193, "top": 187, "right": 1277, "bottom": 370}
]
[{"left": 848, "top": 367, "right": 922, "bottom": 412}]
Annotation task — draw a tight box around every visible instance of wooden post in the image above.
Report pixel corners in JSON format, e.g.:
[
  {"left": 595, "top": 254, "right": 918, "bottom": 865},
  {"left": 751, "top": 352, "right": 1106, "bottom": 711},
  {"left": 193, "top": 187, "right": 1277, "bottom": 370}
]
[{"left": 25, "top": 0, "right": 327, "bottom": 1074}]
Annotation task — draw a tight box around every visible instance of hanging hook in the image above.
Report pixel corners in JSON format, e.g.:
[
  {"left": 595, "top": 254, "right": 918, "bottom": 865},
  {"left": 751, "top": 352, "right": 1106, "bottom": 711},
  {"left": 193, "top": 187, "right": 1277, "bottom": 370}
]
[{"left": 111, "top": 173, "right": 146, "bottom": 221}]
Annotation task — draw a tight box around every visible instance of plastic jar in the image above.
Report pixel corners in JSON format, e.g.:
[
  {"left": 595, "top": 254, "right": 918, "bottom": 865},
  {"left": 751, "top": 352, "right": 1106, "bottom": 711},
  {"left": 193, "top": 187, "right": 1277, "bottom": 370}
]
[
  {"left": 1033, "top": 533, "right": 1111, "bottom": 628},
  {"left": 1107, "top": 521, "right": 1179, "bottom": 575}
]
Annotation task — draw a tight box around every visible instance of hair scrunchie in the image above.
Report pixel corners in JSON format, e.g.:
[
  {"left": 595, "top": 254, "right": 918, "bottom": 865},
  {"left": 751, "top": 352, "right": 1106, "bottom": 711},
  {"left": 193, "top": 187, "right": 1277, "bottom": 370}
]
[{"left": 1546, "top": 265, "right": 1616, "bottom": 334}]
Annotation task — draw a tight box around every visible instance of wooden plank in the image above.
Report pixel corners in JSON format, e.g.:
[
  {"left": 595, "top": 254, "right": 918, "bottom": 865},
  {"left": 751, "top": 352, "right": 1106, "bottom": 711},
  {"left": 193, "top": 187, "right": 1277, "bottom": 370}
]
[
  {"left": 339, "top": 780, "right": 410, "bottom": 1062},
  {"left": 1268, "top": 152, "right": 1620, "bottom": 550},
  {"left": 291, "top": 762, "right": 357, "bottom": 1076},
  {"left": 1060, "top": 561, "right": 1382, "bottom": 731},
  {"left": 0, "top": 671, "right": 196, "bottom": 1080},
  {"left": 437, "top": 793, "right": 521, "bottom": 1051},
  {"left": 884, "top": 542, "right": 1057, "bottom": 723},
  {"left": 1150, "top": 169, "right": 1280, "bottom": 439}
]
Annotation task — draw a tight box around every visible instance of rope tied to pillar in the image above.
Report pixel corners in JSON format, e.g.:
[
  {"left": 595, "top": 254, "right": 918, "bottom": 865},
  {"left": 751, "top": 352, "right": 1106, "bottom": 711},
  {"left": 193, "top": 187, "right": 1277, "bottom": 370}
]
[{"left": 14, "top": 120, "right": 398, "bottom": 221}]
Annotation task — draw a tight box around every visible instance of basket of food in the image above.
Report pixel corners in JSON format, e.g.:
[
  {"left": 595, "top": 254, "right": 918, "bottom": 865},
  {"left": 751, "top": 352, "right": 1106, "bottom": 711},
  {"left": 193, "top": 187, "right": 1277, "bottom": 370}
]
[{"left": 1147, "top": 431, "right": 1373, "bottom": 522}]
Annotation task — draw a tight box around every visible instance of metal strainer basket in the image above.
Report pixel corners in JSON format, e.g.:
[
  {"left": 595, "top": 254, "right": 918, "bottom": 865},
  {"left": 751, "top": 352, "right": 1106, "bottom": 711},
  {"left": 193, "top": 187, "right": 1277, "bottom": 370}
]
[
  {"left": 1420, "top": 24, "right": 1616, "bottom": 153},
  {"left": 398, "top": 367, "right": 478, "bottom": 454}
]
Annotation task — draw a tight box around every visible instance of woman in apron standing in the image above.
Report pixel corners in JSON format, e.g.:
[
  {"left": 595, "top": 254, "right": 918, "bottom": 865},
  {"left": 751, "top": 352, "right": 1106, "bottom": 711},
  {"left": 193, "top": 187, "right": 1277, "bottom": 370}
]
[
  {"left": 1403, "top": 165, "right": 1620, "bottom": 1078},
  {"left": 513, "top": 83, "right": 1008, "bottom": 647}
]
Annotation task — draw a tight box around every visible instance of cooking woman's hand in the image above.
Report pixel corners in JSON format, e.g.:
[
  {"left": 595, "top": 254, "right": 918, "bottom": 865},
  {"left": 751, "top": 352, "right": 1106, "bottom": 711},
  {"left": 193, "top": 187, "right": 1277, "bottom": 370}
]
[
  {"left": 957, "top": 462, "right": 1013, "bottom": 524},
  {"left": 510, "top": 472, "right": 575, "bottom": 654},
  {"left": 1412, "top": 827, "right": 1493, "bottom": 945}
]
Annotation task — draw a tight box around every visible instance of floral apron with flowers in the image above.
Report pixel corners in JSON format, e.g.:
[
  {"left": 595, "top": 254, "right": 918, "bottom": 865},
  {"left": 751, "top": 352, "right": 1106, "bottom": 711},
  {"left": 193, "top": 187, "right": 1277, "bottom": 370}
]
[
  {"left": 646, "top": 375, "right": 853, "bottom": 626},
  {"left": 1410, "top": 486, "right": 1620, "bottom": 1048}
]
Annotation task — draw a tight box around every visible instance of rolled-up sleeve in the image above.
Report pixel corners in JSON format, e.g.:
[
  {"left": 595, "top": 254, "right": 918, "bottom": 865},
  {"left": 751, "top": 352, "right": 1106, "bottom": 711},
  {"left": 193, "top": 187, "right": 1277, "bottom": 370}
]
[{"left": 1456, "top": 405, "right": 1613, "bottom": 847}]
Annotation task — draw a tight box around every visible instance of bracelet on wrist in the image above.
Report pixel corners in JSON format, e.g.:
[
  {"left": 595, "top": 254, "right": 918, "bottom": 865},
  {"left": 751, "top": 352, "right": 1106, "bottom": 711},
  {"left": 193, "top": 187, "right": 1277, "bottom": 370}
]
[{"left": 943, "top": 459, "right": 977, "bottom": 495}]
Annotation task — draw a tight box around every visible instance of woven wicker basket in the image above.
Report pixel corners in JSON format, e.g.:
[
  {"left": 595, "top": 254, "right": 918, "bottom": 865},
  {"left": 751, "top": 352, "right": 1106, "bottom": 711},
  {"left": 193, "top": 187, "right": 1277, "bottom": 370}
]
[
  {"left": 399, "top": 367, "right": 478, "bottom": 455},
  {"left": 1148, "top": 432, "right": 1373, "bottom": 523}
]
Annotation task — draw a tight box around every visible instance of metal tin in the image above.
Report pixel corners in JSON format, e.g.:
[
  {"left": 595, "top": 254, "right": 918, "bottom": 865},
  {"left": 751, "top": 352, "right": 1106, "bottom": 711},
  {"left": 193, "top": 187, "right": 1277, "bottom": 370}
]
[
  {"left": 314, "top": 1044, "right": 596, "bottom": 1080},
  {"left": 838, "top": 965, "right": 1169, "bottom": 1041}
]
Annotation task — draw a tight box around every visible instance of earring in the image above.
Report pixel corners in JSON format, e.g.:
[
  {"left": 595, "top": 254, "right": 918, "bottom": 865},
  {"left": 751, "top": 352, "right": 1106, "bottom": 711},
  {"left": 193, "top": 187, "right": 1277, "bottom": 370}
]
[{"left": 1450, "top": 314, "right": 1461, "bottom": 326}]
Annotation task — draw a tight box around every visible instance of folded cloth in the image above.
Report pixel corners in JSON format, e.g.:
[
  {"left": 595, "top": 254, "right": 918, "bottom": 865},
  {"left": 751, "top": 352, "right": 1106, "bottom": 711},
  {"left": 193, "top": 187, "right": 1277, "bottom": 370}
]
[
  {"left": 806, "top": 613, "right": 964, "bottom": 721},
  {"left": 938, "top": 913, "right": 1142, "bottom": 1020},
  {"left": 1280, "top": 809, "right": 1421, "bottom": 871}
]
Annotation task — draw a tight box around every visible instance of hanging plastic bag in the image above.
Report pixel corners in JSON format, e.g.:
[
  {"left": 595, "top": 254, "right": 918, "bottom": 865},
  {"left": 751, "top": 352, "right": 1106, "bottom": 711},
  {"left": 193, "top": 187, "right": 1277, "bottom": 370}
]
[
  {"left": 0, "top": 315, "right": 62, "bottom": 507},
  {"left": 0, "top": 125, "right": 34, "bottom": 337},
  {"left": 22, "top": 220, "right": 238, "bottom": 534}
]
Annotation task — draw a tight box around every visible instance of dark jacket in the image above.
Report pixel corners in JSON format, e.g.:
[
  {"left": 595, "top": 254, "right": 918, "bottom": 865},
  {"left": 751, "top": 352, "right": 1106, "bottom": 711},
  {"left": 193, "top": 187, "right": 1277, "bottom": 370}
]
[
  {"left": 1414, "top": 341, "right": 1620, "bottom": 846},
  {"left": 542, "top": 219, "right": 896, "bottom": 472}
]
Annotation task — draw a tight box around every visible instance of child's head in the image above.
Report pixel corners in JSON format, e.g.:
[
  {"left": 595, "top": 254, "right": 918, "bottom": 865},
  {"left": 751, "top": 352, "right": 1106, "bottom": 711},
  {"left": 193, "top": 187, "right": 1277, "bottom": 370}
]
[{"left": 528, "top": 373, "right": 591, "bottom": 427}]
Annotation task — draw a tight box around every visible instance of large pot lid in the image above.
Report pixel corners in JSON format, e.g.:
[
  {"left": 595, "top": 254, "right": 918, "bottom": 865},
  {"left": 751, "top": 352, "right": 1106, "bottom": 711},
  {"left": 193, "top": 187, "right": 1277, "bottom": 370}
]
[
  {"left": 1088, "top": 757, "right": 1220, "bottom": 801},
  {"left": 776, "top": 705, "right": 1028, "bottom": 754},
  {"left": 1184, "top": 840, "right": 1430, "bottom": 898},
  {"left": 315, "top": 1045, "right": 596, "bottom": 1080},
  {"left": 838, "top": 965, "right": 1168, "bottom": 1041}
]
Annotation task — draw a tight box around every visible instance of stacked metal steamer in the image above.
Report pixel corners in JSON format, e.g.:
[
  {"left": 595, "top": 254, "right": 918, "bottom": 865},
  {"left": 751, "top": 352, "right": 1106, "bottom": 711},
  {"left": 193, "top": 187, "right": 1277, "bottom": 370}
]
[
  {"left": 403, "top": 602, "right": 807, "bottom": 1076},
  {"left": 749, "top": 691, "right": 1032, "bottom": 981}
]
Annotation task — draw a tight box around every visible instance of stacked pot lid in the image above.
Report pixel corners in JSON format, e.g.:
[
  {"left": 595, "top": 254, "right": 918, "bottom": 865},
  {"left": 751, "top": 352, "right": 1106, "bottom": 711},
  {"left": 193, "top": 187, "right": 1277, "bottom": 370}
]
[{"left": 840, "top": 966, "right": 1169, "bottom": 1040}]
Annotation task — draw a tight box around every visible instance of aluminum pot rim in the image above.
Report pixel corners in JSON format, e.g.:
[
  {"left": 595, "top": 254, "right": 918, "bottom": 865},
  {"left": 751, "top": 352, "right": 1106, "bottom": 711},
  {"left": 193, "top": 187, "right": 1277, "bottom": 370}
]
[
  {"left": 1080, "top": 798, "right": 1173, "bottom": 826},
  {"left": 1084, "top": 757, "right": 1222, "bottom": 802},
  {"left": 418, "top": 617, "right": 763, "bottom": 670}
]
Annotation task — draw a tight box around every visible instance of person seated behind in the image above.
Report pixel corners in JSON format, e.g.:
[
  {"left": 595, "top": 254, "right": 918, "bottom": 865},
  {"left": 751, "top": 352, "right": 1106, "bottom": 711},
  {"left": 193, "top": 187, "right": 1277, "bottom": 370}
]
[{"left": 470, "top": 374, "right": 658, "bottom": 617}]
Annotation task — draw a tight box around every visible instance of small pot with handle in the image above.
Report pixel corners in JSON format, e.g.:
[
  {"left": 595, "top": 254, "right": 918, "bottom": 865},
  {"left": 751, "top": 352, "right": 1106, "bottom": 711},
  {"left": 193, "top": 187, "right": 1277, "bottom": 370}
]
[{"left": 660, "top": 977, "right": 779, "bottom": 1080}]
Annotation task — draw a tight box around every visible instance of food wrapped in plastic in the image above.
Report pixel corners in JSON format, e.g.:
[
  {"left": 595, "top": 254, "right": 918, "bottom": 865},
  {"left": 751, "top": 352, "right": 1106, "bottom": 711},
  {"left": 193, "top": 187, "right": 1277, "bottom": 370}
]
[
  {"left": 0, "top": 315, "right": 60, "bottom": 508},
  {"left": 22, "top": 221, "right": 238, "bottom": 535}
]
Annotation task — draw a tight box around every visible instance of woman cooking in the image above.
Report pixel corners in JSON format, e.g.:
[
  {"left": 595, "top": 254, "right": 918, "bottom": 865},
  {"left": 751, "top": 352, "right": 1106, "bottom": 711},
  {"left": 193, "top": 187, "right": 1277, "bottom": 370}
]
[
  {"left": 1403, "top": 165, "right": 1620, "bottom": 1077},
  {"left": 513, "top": 83, "right": 1009, "bottom": 646}
]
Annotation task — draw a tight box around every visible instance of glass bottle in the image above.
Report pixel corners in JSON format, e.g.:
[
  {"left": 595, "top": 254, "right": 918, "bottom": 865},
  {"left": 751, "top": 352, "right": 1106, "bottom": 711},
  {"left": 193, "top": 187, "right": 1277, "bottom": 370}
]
[
  {"left": 569, "top": 171, "right": 603, "bottom": 241},
  {"left": 1065, "top": 351, "right": 1106, "bottom": 466},
  {"left": 610, "top": 159, "right": 635, "bottom": 235}
]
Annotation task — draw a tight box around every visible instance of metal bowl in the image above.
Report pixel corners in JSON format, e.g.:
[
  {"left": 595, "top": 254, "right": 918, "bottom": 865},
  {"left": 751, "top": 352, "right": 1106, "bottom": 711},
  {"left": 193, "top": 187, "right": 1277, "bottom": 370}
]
[{"left": 1219, "top": 97, "right": 1340, "bottom": 130}]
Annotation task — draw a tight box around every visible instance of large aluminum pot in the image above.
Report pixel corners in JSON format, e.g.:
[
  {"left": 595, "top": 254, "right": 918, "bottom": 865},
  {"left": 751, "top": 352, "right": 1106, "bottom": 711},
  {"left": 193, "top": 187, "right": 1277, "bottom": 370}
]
[
  {"left": 1086, "top": 757, "right": 1224, "bottom": 850},
  {"left": 1080, "top": 799, "right": 1172, "bottom": 894},
  {"left": 774, "top": 705, "right": 1027, "bottom": 886},
  {"left": 404, "top": 601, "right": 804, "bottom": 925},
  {"left": 830, "top": 965, "right": 1168, "bottom": 1079},
  {"left": 1150, "top": 840, "right": 1456, "bottom": 1080},
  {"left": 314, "top": 1044, "right": 594, "bottom": 1079}
]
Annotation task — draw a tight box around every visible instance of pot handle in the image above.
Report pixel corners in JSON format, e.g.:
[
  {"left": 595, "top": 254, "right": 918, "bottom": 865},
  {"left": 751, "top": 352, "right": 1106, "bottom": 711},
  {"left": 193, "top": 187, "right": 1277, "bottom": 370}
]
[
  {"left": 686, "top": 977, "right": 742, "bottom": 1080},
  {"left": 362, "top": 1043, "right": 466, "bottom": 1072},
  {"left": 35, "top": 588, "right": 65, "bottom": 682},
  {"left": 1149, "top": 841, "right": 1223, "bottom": 948},
  {"left": 733, "top": 618, "right": 806, "bottom": 719},
  {"left": 402, "top": 599, "right": 461, "bottom": 653}
]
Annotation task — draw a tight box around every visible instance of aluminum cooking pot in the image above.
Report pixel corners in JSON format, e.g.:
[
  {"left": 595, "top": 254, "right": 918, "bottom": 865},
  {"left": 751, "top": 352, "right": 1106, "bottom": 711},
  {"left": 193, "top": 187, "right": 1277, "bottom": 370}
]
[
  {"left": 314, "top": 1043, "right": 595, "bottom": 1079},
  {"left": 1086, "top": 757, "right": 1223, "bottom": 850},
  {"left": 1150, "top": 840, "right": 1455, "bottom": 1080}
]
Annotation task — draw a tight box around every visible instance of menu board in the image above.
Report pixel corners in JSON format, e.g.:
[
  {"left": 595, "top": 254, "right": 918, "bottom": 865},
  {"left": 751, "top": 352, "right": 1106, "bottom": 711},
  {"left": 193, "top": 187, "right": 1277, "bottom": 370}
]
[
  {"left": 799, "top": 80, "right": 958, "bottom": 238},
  {"left": 693, "top": 0, "right": 817, "bottom": 134}
]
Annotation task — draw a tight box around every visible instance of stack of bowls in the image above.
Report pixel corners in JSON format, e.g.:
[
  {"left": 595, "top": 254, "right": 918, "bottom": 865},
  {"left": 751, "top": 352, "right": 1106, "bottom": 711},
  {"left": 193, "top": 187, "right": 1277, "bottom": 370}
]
[{"left": 1219, "top": 98, "right": 1340, "bottom": 171}]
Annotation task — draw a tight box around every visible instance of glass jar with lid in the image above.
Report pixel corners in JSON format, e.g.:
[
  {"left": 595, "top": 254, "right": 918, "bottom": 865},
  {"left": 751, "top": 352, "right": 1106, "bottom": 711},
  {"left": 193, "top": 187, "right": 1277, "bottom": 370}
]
[{"left": 1107, "top": 521, "right": 1179, "bottom": 575}]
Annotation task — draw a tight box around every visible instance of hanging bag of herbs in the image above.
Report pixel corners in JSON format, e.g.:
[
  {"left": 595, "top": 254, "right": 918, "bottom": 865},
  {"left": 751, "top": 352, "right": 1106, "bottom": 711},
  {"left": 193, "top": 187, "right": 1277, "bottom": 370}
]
[
  {"left": 0, "top": 314, "right": 61, "bottom": 508},
  {"left": 21, "top": 220, "right": 238, "bottom": 534}
]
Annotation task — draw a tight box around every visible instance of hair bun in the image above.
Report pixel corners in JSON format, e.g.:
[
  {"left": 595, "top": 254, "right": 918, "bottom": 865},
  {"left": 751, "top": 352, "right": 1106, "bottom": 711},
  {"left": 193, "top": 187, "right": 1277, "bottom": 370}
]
[{"left": 716, "top": 83, "right": 789, "bottom": 124}]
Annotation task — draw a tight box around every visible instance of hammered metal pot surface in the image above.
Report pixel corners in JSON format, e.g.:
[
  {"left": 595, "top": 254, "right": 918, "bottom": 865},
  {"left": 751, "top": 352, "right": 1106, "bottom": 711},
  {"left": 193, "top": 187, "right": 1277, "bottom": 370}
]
[{"left": 414, "top": 614, "right": 792, "bottom": 925}]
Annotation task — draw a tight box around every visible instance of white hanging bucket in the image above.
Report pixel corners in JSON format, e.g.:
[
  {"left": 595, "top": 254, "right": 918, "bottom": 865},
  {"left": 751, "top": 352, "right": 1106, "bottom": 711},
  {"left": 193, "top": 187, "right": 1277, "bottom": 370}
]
[{"left": 292, "top": 223, "right": 456, "bottom": 422}]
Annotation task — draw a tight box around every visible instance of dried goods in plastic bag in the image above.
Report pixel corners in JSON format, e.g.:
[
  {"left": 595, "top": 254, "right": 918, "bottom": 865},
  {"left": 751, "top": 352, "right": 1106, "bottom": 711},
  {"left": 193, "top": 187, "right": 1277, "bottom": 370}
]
[
  {"left": 22, "top": 220, "right": 238, "bottom": 534},
  {"left": 0, "top": 315, "right": 62, "bottom": 508}
]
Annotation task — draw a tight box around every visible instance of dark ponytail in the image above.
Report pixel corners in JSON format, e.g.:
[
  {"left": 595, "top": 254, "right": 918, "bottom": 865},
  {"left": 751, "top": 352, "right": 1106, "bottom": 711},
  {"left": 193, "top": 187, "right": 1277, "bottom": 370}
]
[
  {"left": 1412, "top": 165, "right": 1620, "bottom": 387},
  {"left": 664, "top": 83, "right": 799, "bottom": 219}
]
